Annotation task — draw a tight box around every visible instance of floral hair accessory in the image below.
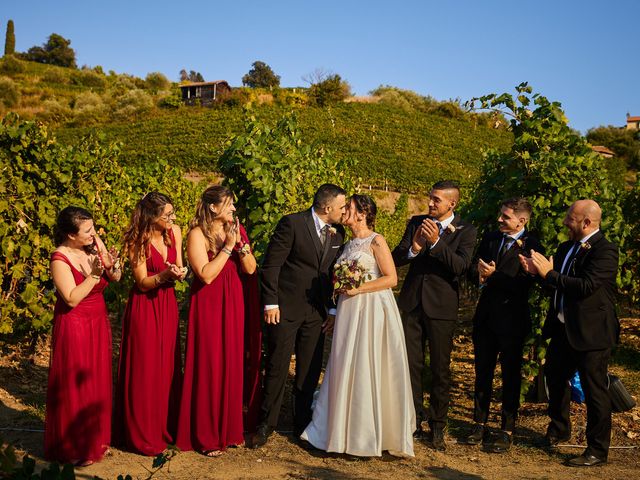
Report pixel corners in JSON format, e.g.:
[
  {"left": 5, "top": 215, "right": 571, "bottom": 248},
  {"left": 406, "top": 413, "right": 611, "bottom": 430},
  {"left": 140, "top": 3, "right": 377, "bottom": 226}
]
[
  {"left": 446, "top": 224, "right": 456, "bottom": 234},
  {"left": 515, "top": 239, "right": 524, "bottom": 248},
  {"left": 327, "top": 226, "right": 337, "bottom": 236}
]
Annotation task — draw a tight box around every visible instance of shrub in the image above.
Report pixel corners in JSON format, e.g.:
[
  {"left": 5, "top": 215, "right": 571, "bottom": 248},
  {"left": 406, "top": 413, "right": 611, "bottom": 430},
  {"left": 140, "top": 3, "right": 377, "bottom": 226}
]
[
  {"left": 219, "top": 88, "right": 251, "bottom": 108},
  {"left": 0, "top": 76, "right": 20, "bottom": 108},
  {"left": 376, "top": 193, "right": 409, "bottom": 250},
  {"left": 218, "top": 112, "right": 358, "bottom": 257},
  {"left": 308, "top": 74, "right": 351, "bottom": 107},
  {"left": 0, "top": 113, "right": 200, "bottom": 334},
  {"left": 40, "top": 68, "right": 69, "bottom": 85},
  {"left": 36, "top": 98, "right": 72, "bottom": 123},
  {"left": 71, "top": 91, "right": 107, "bottom": 125},
  {"left": 370, "top": 86, "right": 438, "bottom": 113},
  {"left": 145, "top": 71, "right": 170, "bottom": 93},
  {"left": 70, "top": 68, "right": 107, "bottom": 88},
  {"left": 113, "top": 89, "right": 153, "bottom": 120},
  {"left": 431, "top": 100, "right": 465, "bottom": 119},
  {"left": 158, "top": 91, "right": 182, "bottom": 109},
  {"left": 0, "top": 55, "right": 25, "bottom": 75}
]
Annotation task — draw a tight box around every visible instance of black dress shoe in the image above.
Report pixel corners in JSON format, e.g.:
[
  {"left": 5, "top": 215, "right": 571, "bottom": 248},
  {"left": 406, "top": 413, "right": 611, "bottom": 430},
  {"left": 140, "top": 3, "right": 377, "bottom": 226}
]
[
  {"left": 465, "top": 423, "right": 486, "bottom": 445},
  {"left": 544, "top": 433, "right": 570, "bottom": 448},
  {"left": 430, "top": 428, "right": 446, "bottom": 452},
  {"left": 413, "top": 426, "right": 428, "bottom": 440},
  {"left": 251, "top": 425, "right": 274, "bottom": 449},
  {"left": 486, "top": 430, "right": 512, "bottom": 453},
  {"left": 566, "top": 454, "right": 606, "bottom": 467}
]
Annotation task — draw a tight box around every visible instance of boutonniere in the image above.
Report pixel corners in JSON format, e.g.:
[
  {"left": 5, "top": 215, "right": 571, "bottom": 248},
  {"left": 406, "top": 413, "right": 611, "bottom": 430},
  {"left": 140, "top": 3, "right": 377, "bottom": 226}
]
[
  {"left": 515, "top": 239, "right": 524, "bottom": 248},
  {"left": 327, "top": 226, "right": 337, "bottom": 236},
  {"left": 446, "top": 224, "right": 456, "bottom": 234},
  {"left": 580, "top": 241, "right": 591, "bottom": 251}
]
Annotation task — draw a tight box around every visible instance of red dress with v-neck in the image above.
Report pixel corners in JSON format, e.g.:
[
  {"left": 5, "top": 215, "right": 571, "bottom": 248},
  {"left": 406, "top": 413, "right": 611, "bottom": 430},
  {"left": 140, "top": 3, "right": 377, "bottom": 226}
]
[
  {"left": 114, "top": 234, "right": 182, "bottom": 455},
  {"left": 176, "top": 225, "right": 261, "bottom": 452},
  {"left": 44, "top": 251, "right": 112, "bottom": 463}
]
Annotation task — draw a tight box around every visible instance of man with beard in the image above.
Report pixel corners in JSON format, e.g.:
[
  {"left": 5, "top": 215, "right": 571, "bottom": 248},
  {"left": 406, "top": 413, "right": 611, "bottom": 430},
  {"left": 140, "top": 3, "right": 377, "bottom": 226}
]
[{"left": 393, "top": 180, "right": 477, "bottom": 451}]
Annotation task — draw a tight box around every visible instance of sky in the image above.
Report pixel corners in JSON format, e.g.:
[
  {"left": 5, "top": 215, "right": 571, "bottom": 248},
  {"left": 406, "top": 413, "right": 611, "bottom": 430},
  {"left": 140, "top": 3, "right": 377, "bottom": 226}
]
[{"left": 2, "top": 0, "right": 639, "bottom": 133}]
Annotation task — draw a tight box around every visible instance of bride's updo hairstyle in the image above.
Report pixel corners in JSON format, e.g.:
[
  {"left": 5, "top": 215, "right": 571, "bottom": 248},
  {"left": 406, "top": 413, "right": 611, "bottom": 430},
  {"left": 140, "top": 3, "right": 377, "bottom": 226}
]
[
  {"left": 351, "top": 194, "right": 377, "bottom": 229},
  {"left": 189, "top": 185, "right": 233, "bottom": 253}
]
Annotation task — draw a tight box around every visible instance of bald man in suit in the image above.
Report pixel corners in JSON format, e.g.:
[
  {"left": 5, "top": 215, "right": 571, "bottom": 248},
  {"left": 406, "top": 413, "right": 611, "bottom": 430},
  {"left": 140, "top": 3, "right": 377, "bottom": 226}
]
[{"left": 521, "top": 199, "right": 619, "bottom": 467}]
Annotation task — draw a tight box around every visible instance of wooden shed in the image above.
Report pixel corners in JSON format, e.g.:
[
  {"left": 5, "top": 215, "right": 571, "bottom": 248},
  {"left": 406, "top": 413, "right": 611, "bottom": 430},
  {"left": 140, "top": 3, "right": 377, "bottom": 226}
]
[{"left": 180, "top": 80, "right": 231, "bottom": 106}]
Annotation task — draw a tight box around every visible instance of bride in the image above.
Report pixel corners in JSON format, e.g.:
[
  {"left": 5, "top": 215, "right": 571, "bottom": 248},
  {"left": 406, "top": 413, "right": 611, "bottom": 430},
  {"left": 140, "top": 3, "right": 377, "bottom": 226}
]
[{"left": 301, "top": 194, "right": 415, "bottom": 457}]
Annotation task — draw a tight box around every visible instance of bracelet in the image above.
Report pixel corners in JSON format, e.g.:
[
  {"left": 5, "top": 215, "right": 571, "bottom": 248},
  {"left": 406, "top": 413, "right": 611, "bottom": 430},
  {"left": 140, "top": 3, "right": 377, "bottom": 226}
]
[
  {"left": 221, "top": 247, "right": 233, "bottom": 256},
  {"left": 236, "top": 243, "right": 251, "bottom": 256},
  {"left": 91, "top": 273, "right": 101, "bottom": 280}
]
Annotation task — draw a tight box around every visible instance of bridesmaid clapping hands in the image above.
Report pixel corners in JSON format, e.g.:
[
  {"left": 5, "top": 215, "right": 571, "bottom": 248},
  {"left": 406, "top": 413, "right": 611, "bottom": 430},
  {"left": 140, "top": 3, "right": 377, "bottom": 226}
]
[
  {"left": 114, "top": 192, "right": 185, "bottom": 455},
  {"left": 45, "top": 206, "right": 120, "bottom": 466},
  {"left": 176, "top": 185, "right": 258, "bottom": 457}
]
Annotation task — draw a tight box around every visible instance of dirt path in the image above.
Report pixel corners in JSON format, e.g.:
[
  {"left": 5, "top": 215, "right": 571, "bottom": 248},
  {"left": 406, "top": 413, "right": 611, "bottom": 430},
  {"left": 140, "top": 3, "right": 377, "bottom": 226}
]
[{"left": 2, "top": 317, "right": 639, "bottom": 479}]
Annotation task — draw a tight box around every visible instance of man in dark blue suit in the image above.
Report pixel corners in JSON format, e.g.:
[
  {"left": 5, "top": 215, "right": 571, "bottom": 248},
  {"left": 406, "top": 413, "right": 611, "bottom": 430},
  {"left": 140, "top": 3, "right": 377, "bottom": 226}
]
[
  {"left": 466, "top": 197, "right": 544, "bottom": 452},
  {"left": 521, "top": 199, "right": 619, "bottom": 467}
]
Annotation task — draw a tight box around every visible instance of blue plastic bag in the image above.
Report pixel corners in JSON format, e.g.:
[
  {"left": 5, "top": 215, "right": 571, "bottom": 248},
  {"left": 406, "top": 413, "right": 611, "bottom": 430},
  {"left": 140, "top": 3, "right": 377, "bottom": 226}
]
[{"left": 570, "top": 371, "right": 585, "bottom": 403}]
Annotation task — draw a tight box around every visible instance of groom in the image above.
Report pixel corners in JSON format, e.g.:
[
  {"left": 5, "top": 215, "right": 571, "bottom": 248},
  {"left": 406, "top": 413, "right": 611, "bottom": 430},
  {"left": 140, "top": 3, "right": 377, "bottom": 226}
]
[{"left": 252, "top": 184, "right": 347, "bottom": 448}]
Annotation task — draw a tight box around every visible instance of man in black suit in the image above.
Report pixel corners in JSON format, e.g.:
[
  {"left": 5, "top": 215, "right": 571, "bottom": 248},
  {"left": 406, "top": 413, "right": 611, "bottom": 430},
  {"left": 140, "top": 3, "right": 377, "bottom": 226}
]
[
  {"left": 252, "top": 184, "right": 347, "bottom": 448},
  {"left": 393, "top": 180, "right": 477, "bottom": 451},
  {"left": 521, "top": 199, "right": 619, "bottom": 467},
  {"left": 466, "top": 198, "right": 544, "bottom": 452}
]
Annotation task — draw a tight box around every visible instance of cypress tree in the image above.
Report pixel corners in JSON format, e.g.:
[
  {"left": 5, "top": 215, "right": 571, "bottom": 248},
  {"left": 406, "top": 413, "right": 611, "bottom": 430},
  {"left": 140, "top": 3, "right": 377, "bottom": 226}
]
[{"left": 4, "top": 20, "right": 15, "bottom": 56}]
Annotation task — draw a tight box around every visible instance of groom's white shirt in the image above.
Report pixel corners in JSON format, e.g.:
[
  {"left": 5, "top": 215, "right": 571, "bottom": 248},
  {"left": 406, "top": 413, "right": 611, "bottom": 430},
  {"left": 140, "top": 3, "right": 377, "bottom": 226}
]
[
  {"left": 265, "top": 209, "right": 336, "bottom": 315},
  {"left": 311, "top": 207, "right": 328, "bottom": 238}
]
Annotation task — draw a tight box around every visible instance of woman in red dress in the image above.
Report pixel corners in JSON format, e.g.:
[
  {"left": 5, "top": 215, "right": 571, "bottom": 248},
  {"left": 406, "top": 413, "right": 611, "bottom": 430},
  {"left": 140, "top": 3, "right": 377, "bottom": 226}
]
[
  {"left": 115, "top": 192, "right": 186, "bottom": 455},
  {"left": 45, "top": 206, "right": 121, "bottom": 466},
  {"left": 176, "top": 185, "right": 259, "bottom": 456}
]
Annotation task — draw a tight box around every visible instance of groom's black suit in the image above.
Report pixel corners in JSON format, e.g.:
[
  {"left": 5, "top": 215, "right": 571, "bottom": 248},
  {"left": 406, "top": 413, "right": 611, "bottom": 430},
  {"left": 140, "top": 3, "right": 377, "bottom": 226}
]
[
  {"left": 542, "top": 231, "right": 619, "bottom": 459},
  {"left": 393, "top": 214, "right": 477, "bottom": 430},
  {"left": 259, "top": 209, "right": 345, "bottom": 434}
]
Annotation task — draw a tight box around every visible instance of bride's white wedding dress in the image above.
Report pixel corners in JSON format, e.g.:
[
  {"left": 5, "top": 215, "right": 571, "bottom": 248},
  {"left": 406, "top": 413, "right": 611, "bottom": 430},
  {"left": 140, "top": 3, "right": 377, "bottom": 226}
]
[{"left": 301, "top": 233, "right": 415, "bottom": 457}]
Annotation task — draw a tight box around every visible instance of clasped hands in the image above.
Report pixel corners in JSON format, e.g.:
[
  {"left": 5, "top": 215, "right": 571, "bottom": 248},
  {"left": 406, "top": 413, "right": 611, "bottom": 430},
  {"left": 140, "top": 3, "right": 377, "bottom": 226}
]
[
  {"left": 162, "top": 261, "right": 188, "bottom": 281},
  {"left": 519, "top": 250, "right": 554, "bottom": 278},
  {"left": 411, "top": 218, "right": 441, "bottom": 253}
]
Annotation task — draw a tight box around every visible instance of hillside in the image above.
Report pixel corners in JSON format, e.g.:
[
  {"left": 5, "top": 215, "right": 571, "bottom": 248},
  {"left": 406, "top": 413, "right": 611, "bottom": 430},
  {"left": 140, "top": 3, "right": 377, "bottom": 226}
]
[
  {"left": 56, "top": 104, "right": 512, "bottom": 192},
  {"left": 1, "top": 57, "right": 513, "bottom": 192}
]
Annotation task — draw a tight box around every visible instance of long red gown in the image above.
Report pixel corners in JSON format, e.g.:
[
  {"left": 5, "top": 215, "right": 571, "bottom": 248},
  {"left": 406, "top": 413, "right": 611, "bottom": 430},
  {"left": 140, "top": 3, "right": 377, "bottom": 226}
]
[
  {"left": 176, "top": 225, "right": 261, "bottom": 452},
  {"left": 44, "top": 252, "right": 112, "bottom": 463},
  {"left": 114, "top": 235, "right": 182, "bottom": 455}
]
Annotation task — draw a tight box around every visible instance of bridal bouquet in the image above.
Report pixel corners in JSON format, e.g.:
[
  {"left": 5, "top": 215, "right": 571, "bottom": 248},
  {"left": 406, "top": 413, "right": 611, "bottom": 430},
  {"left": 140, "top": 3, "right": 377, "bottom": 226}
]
[{"left": 332, "top": 259, "right": 369, "bottom": 299}]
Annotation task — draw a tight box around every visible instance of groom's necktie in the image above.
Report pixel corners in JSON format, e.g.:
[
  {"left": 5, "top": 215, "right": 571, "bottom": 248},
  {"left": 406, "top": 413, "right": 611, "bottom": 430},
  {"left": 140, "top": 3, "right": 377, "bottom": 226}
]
[
  {"left": 320, "top": 225, "right": 328, "bottom": 247},
  {"left": 555, "top": 241, "right": 581, "bottom": 323}
]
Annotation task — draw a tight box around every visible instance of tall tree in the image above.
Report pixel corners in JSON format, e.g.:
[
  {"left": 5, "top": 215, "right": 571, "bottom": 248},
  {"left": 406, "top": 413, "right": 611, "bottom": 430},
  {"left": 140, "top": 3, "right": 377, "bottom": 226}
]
[
  {"left": 242, "top": 61, "right": 280, "bottom": 88},
  {"left": 179, "top": 69, "right": 204, "bottom": 82},
  {"left": 24, "top": 33, "right": 76, "bottom": 68},
  {"left": 587, "top": 125, "right": 640, "bottom": 170},
  {"left": 4, "top": 20, "right": 15, "bottom": 56}
]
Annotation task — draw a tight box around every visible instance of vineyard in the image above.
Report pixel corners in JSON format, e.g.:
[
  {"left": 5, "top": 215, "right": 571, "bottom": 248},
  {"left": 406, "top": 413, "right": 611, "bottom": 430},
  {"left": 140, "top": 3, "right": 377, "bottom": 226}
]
[{"left": 56, "top": 103, "right": 512, "bottom": 193}]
